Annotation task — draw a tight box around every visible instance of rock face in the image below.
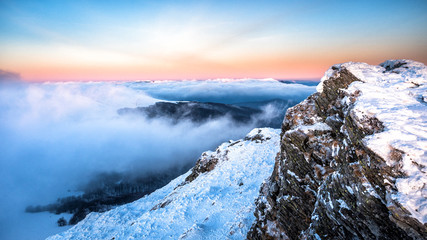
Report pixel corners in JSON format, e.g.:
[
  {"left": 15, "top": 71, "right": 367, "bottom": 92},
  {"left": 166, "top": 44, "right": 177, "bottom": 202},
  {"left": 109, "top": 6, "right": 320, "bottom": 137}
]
[{"left": 248, "top": 60, "right": 427, "bottom": 239}]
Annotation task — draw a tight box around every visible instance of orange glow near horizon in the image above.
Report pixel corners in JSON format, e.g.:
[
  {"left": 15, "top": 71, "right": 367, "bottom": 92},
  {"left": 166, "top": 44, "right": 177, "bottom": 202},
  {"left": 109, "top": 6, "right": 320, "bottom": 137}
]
[
  {"left": 14, "top": 60, "right": 328, "bottom": 82},
  {"left": 1, "top": 1, "right": 426, "bottom": 82},
  {"left": 15, "top": 51, "right": 427, "bottom": 82}
]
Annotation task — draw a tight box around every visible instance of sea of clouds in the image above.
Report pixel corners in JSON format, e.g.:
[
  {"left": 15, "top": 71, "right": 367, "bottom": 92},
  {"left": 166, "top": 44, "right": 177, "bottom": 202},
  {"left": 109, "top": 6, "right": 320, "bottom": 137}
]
[{"left": 0, "top": 79, "right": 316, "bottom": 239}]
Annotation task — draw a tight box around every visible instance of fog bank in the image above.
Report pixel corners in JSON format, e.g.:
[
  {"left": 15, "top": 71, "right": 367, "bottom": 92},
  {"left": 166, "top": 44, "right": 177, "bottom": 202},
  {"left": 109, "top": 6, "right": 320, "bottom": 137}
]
[{"left": 0, "top": 80, "right": 316, "bottom": 239}]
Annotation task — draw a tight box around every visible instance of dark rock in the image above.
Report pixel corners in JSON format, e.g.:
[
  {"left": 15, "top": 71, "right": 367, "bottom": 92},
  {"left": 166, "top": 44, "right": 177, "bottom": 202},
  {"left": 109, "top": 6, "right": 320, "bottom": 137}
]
[
  {"left": 57, "top": 217, "right": 67, "bottom": 227},
  {"left": 184, "top": 152, "right": 220, "bottom": 184},
  {"left": 381, "top": 60, "right": 408, "bottom": 72},
  {"left": 118, "top": 101, "right": 261, "bottom": 124},
  {"left": 244, "top": 129, "right": 272, "bottom": 143}
]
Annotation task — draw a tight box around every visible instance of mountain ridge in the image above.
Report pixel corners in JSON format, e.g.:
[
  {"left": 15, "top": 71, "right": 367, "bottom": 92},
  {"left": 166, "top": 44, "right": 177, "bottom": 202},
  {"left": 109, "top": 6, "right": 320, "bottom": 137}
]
[
  {"left": 248, "top": 59, "right": 427, "bottom": 239},
  {"left": 48, "top": 60, "right": 427, "bottom": 239}
]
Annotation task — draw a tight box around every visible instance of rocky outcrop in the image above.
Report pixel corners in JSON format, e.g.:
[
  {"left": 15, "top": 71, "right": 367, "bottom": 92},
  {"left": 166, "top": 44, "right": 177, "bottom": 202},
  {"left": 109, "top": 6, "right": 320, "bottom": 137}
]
[
  {"left": 184, "top": 129, "right": 273, "bottom": 184},
  {"left": 248, "top": 60, "right": 427, "bottom": 239}
]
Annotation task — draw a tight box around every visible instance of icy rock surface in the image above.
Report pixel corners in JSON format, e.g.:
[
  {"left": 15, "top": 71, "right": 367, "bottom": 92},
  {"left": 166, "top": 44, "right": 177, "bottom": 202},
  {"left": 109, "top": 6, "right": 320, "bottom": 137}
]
[
  {"left": 48, "top": 128, "right": 280, "bottom": 240},
  {"left": 248, "top": 60, "right": 427, "bottom": 239}
]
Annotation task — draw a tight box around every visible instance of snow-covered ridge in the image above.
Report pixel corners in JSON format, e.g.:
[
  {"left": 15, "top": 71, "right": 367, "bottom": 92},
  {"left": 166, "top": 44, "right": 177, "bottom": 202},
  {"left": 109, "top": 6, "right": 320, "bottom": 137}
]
[
  {"left": 48, "top": 128, "right": 280, "bottom": 239},
  {"left": 326, "top": 60, "right": 427, "bottom": 223},
  {"left": 249, "top": 59, "right": 427, "bottom": 239}
]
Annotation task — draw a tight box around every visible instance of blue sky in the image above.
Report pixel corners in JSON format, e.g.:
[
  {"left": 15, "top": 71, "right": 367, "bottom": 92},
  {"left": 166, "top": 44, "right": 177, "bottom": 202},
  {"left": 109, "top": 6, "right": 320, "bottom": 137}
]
[{"left": 0, "top": 0, "right": 426, "bottom": 81}]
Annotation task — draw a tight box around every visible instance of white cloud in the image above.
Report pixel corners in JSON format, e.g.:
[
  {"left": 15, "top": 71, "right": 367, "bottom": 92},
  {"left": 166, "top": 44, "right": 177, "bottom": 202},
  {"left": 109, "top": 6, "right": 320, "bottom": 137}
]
[{"left": 128, "top": 79, "right": 315, "bottom": 104}]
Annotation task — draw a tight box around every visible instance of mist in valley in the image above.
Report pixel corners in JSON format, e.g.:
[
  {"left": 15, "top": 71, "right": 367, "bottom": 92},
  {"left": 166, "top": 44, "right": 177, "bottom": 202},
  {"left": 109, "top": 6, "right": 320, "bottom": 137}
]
[{"left": 0, "top": 79, "right": 315, "bottom": 239}]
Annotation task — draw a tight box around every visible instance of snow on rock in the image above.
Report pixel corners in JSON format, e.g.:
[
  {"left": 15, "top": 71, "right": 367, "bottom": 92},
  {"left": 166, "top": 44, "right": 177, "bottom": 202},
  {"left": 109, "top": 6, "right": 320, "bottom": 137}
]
[
  {"left": 249, "top": 60, "right": 427, "bottom": 239},
  {"left": 343, "top": 60, "right": 427, "bottom": 224},
  {"left": 316, "top": 60, "right": 427, "bottom": 223},
  {"left": 48, "top": 128, "right": 280, "bottom": 240}
]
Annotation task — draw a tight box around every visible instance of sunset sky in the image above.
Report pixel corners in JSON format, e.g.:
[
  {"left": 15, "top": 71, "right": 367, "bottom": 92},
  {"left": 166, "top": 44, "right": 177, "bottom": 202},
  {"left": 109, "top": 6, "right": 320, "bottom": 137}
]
[{"left": 1, "top": 0, "right": 426, "bottom": 81}]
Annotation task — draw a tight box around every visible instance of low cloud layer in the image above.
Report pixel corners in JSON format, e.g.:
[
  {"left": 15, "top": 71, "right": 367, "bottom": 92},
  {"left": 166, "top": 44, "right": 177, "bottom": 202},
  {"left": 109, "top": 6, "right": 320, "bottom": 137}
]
[
  {"left": 127, "top": 79, "right": 316, "bottom": 104},
  {"left": 0, "top": 79, "right": 316, "bottom": 239}
]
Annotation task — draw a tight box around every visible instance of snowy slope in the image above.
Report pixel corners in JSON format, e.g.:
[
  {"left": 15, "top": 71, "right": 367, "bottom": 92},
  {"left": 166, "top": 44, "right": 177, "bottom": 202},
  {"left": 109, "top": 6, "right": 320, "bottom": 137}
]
[
  {"left": 48, "top": 128, "right": 280, "bottom": 240},
  {"left": 319, "top": 60, "right": 427, "bottom": 223}
]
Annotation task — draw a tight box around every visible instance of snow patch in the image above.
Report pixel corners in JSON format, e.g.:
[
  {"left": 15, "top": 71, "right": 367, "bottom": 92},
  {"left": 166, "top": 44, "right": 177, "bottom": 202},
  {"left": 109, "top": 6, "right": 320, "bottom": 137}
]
[{"left": 337, "top": 199, "right": 350, "bottom": 210}]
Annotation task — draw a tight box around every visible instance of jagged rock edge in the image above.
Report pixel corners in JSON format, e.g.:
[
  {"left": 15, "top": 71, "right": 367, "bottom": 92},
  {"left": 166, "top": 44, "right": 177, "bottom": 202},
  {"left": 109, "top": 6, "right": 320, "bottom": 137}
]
[{"left": 248, "top": 63, "right": 427, "bottom": 240}]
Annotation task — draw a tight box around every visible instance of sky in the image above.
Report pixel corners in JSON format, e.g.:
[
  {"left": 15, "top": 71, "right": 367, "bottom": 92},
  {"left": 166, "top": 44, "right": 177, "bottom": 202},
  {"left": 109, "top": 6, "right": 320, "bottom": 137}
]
[{"left": 0, "top": 0, "right": 426, "bottom": 81}]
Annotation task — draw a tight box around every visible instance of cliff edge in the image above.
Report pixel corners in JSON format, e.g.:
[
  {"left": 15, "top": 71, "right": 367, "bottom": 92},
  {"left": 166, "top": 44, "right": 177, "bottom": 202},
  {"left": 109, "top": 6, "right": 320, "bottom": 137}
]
[{"left": 248, "top": 60, "right": 427, "bottom": 239}]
